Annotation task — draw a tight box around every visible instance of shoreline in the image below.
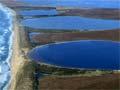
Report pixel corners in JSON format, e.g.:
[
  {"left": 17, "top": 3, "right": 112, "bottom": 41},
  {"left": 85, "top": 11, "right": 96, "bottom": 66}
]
[
  {"left": 0, "top": 4, "right": 16, "bottom": 90},
  {"left": 8, "top": 10, "right": 27, "bottom": 90}
]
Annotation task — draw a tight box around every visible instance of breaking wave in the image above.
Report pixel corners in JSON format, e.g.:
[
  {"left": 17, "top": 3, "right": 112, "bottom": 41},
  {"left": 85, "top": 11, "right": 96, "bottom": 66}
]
[{"left": 0, "top": 3, "right": 14, "bottom": 90}]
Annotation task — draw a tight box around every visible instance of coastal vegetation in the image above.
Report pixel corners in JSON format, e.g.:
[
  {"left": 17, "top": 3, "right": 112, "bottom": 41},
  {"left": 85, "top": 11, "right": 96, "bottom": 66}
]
[
  {"left": 15, "top": 61, "right": 35, "bottom": 90},
  {"left": 13, "top": 61, "right": 116, "bottom": 90},
  {"left": 29, "top": 29, "right": 120, "bottom": 46},
  {"left": 40, "top": 73, "right": 120, "bottom": 90},
  {"left": 38, "top": 63, "right": 114, "bottom": 76},
  {"left": 58, "top": 8, "right": 120, "bottom": 20}
]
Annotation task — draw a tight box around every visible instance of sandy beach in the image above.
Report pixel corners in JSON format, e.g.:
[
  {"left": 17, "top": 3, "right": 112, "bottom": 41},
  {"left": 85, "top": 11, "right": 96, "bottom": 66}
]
[{"left": 8, "top": 12, "right": 27, "bottom": 90}]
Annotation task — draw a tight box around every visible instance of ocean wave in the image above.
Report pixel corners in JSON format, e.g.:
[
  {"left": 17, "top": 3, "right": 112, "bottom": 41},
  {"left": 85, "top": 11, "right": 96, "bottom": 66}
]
[{"left": 0, "top": 3, "right": 14, "bottom": 90}]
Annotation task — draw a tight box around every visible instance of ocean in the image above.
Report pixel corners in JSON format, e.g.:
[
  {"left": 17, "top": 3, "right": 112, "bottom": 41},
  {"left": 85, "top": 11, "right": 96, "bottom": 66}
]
[{"left": 0, "top": 3, "right": 13, "bottom": 90}]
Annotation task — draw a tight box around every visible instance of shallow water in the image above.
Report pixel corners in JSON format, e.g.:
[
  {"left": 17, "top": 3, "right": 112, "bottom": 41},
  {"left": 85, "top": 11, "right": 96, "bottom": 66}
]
[
  {"left": 0, "top": 4, "right": 13, "bottom": 90},
  {"left": 16, "top": 0, "right": 120, "bottom": 9},
  {"left": 22, "top": 16, "right": 120, "bottom": 31},
  {"left": 18, "top": 9, "right": 58, "bottom": 16},
  {"left": 29, "top": 40, "right": 120, "bottom": 70}
]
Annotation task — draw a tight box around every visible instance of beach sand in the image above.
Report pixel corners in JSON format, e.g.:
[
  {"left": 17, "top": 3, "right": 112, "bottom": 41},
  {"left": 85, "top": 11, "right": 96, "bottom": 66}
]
[{"left": 8, "top": 13, "right": 27, "bottom": 90}]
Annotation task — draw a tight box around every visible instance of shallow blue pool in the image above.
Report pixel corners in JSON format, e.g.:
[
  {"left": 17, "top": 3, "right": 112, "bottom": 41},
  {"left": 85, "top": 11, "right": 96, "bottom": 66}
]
[
  {"left": 18, "top": 9, "right": 58, "bottom": 16},
  {"left": 29, "top": 40, "right": 120, "bottom": 70},
  {"left": 22, "top": 16, "right": 120, "bottom": 31}
]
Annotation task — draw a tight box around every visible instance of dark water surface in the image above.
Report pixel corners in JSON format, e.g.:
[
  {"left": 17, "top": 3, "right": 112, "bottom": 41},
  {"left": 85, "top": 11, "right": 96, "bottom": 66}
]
[
  {"left": 29, "top": 40, "right": 120, "bottom": 70},
  {"left": 16, "top": 0, "right": 120, "bottom": 9},
  {"left": 22, "top": 16, "right": 120, "bottom": 31}
]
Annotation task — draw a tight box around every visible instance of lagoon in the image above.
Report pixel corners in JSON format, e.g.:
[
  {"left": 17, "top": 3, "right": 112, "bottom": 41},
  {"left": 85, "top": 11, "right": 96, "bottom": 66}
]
[
  {"left": 29, "top": 40, "right": 120, "bottom": 70},
  {"left": 22, "top": 16, "right": 120, "bottom": 31},
  {"left": 18, "top": 9, "right": 58, "bottom": 16}
]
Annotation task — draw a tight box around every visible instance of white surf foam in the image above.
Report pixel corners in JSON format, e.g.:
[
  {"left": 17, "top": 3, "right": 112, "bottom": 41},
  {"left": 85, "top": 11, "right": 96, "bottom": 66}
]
[{"left": 0, "top": 3, "right": 14, "bottom": 90}]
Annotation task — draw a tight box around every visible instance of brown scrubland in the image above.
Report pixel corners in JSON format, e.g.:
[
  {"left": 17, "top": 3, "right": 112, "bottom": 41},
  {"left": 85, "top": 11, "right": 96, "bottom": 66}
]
[{"left": 31, "top": 29, "right": 120, "bottom": 44}]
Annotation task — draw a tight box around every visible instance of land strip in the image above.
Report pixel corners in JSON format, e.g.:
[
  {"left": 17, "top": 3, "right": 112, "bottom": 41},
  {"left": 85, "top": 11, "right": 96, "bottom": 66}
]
[
  {"left": 0, "top": 0, "right": 56, "bottom": 10},
  {"left": 8, "top": 11, "right": 35, "bottom": 90},
  {"left": 57, "top": 8, "right": 120, "bottom": 20},
  {"left": 40, "top": 73, "right": 120, "bottom": 90},
  {"left": 28, "top": 29, "right": 120, "bottom": 45}
]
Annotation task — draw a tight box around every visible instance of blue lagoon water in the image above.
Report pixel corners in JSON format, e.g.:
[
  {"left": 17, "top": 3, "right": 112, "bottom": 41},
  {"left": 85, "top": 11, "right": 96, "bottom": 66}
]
[
  {"left": 17, "top": 0, "right": 120, "bottom": 9},
  {"left": 29, "top": 40, "right": 120, "bottom": 70},
  {"left": 0, "top": 4, "right": 13, "bottom": 90},
  {"left": 18, "top": 9, "right": 58, "bottom": 16},
  {"left": 22, "top": 16, "right": 120, "bottom": 31}
]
